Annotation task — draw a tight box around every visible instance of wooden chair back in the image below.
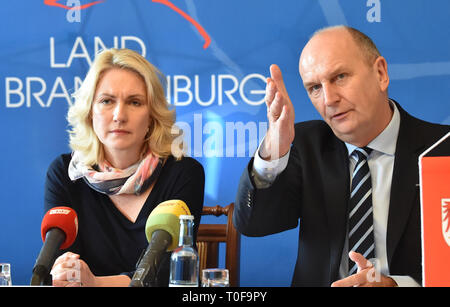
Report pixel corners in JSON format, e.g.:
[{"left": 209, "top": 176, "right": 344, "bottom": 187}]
[{"left": 197, "top": 203, "right": 241, "bottom": 287}]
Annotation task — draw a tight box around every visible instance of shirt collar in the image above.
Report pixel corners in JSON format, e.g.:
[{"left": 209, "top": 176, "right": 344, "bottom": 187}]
[{"left": 345, "top": 99, "right": 401, "bottom": 157}]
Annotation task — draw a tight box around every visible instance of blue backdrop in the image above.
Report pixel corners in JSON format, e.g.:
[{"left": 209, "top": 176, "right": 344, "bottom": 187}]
[{"left": 0, "top": 0, "right": 449, "bottom": 286}]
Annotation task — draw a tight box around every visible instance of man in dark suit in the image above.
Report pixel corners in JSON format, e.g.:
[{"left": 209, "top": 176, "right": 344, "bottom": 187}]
[{"left": 233, "top": 26, "right": 449, "bottom": 287}]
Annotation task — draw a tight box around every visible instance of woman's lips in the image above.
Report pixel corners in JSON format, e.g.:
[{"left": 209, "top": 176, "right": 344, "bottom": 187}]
[{"left": 110, "top": 129, "right": 130, "bottom": 134}]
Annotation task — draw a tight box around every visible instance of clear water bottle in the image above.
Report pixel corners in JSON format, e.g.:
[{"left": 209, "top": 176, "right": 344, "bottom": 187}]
[{"left": 169, "top": 215, "right": 199, "bottom": 287}]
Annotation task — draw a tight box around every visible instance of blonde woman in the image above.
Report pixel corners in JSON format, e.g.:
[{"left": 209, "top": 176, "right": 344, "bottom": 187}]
[{"left": 44, "top": 48, "right": 204, "bottom": 287}]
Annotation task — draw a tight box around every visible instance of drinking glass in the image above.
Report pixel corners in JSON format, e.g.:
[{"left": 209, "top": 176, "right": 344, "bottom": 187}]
[
  {"left": 0, "top": 263, "right": 12, "bottom": 286},
  {"left": 201, "top": 268, "right": 229, "bottom": 287}
]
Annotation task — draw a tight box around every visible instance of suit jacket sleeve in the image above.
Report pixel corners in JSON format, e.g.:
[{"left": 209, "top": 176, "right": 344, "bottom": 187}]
[{"left": 233, "top": 144, "right": 302, "bottom": 237}]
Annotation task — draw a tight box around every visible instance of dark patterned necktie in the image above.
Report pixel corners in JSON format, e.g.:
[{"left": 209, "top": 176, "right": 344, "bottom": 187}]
[{"left": 348, "top": 147, "right": 375, "bottom": 275}]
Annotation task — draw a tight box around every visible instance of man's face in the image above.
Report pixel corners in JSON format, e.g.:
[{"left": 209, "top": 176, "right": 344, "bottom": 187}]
[{"left": 299, "top": 29, "right": 390, "bottom": 147}]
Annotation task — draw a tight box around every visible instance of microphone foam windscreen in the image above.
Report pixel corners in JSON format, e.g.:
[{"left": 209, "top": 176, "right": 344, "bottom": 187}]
[
  {"left": 145, "top": 200, "right": 191, "bottom": 251},
  {"left": 41, "top": 206, "right": 78, "bottom": 249}
]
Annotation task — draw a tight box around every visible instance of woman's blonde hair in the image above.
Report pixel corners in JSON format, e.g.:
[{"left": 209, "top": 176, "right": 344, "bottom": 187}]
[{"left": 67, "top": 48, "right": 183, "bottom": 166}]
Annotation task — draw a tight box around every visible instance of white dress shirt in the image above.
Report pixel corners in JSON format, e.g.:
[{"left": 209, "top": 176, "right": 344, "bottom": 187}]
[{"left": 252, "top": 101, "right": 420, "bottom": 287}]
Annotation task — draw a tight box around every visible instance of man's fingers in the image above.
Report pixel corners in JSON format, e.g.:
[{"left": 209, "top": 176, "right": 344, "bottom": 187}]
[
  {"left": 270, "top": 64, "right": 287, "bottom": 94},
  {"left": 261, "top": 64, "right": 295, "bottom": 161},
  {"left": 332, "top": 254, "right": 393, "bottom": 287},
  {"left": 266, "top": 65, "right": 292, "bottom": 122},
  {"left": 265, "top": 78, "right": 276, "bottom": 108},
  {"left": 270, "top": 93, "right": 284, "bottom": 118},
  {"left": 331, "top": 253, "right": 375, "bottom": 287},
  {"left": 331, "top": 270, "right": 368, "bottom": 287},
  {"left": 349, "top": 251, "right": 373, "bottom": 271}
]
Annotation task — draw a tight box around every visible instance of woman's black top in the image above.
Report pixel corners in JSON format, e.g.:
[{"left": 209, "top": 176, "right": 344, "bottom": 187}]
[{"left": 44, "top": 154, "right": 205, "bottom": 286}]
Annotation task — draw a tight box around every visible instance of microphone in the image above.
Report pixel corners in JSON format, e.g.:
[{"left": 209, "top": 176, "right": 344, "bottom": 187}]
[
  {"left": 30, "top": 206, "right": 78, "bottom": 286},
  {"left": 129, "top": 199, "right": 191, "bottom": 287}
]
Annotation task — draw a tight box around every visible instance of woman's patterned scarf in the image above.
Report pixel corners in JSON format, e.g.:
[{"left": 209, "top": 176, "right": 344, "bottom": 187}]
[{"left": 68, "top": 151, "right": 163, "bottom": 195}]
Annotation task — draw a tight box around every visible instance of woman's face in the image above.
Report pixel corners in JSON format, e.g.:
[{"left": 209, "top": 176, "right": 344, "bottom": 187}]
[{"left": 92, "top": 68, "right": 150, "bottom": 163}]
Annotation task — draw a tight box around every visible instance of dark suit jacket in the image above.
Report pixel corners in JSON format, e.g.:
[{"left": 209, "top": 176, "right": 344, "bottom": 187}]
[{"left": 233, "top": 102, "right": 449, "bottom": 286}]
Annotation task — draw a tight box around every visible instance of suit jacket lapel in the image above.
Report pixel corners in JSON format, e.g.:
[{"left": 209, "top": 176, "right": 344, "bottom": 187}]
[
  {"left": 386, "top": 105, "right": 427, "bottom": 266},
  {"left": 322, "top": 137, "right": 350, "bottom": 282}
]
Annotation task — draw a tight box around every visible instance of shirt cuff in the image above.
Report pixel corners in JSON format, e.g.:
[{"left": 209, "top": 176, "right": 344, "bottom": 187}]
[
  {"left": 251, "top": 140, "right": 290, "bottom": 188},
  {"left": 390, "top": 275, "right": 421, "bottom": 287}
]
